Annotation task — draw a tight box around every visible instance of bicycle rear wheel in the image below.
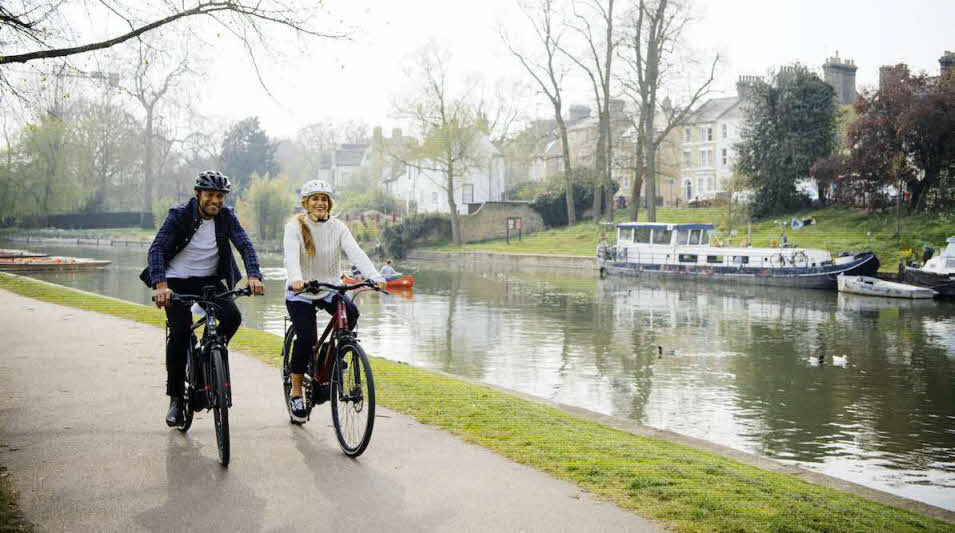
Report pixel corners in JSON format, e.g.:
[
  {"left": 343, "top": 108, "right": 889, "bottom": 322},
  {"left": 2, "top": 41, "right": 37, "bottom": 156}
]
[
  {"left": 330, "top": 340, "right": 375, "bottom": 457},
  {"left": 211, "top": 347, "right": 230, "bottom": 466}
]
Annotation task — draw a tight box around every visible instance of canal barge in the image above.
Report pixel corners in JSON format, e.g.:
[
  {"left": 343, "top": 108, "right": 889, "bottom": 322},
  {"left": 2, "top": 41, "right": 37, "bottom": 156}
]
[{"left": 598, "top": 223, "right": 878, "bottom": 289}]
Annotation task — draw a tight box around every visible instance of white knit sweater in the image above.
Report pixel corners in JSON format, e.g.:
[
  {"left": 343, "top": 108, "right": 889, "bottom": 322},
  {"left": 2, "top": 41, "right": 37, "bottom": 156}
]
[{"left": 283, "top": 215, "right": 383, "bottom": 301}]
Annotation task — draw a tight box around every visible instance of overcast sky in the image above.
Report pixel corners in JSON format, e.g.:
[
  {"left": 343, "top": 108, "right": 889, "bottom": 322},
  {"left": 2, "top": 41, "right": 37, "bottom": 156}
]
[{"left": 54, "top": 0, "right": 955, "bottom": 140}]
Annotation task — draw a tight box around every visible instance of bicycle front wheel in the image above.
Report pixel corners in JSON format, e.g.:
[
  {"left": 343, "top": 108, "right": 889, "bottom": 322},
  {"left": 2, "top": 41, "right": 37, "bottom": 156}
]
[
  {"left": 330, "top": 341, "right": 375, "bottom": 457},
  {"left": 211, "top": 348, "right": 230, "bottom": 466}
]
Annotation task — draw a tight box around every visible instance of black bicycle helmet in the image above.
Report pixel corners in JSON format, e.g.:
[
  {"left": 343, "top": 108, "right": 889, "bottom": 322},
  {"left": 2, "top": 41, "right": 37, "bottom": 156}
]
[{"left": 195, "top": 170, "right": 231, "bottom": 193}]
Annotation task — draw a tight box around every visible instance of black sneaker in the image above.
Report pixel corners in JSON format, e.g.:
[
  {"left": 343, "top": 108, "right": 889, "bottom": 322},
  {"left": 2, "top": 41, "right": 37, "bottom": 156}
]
[
  {"left": 289, "top": 396, "right": 307, "bottom": 423},
  {"left": 165, "top": 396, "right": 184, "bottom": 427}
]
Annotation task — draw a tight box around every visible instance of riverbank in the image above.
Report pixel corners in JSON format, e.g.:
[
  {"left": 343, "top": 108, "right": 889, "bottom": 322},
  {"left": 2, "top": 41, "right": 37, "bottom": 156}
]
[
  {"left": 424, "top": 207, "right": 955, "bottom": 273},
  {"left": 1, "top": 272, "right": 953, "bottom": 532}
]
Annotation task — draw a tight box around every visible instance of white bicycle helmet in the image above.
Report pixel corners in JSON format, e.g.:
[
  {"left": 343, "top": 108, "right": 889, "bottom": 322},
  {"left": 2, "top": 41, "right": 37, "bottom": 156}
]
[{"left": 301, "top": 179, "right": 334, "bottom": 201}]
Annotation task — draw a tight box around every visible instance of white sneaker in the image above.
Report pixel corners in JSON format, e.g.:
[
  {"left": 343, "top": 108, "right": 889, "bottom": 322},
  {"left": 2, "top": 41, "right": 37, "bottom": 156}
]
[{"left": 289, "top": 396, "right": 307, "bottom": 423}]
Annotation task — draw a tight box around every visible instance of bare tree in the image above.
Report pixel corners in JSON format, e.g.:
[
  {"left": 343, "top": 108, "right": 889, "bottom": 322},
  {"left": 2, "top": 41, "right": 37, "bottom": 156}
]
[
  {"left": 561, "top": 0, "right": 620, "bottom": 222},
  {"left": 0, "top": 1, "right": 345, "bottom": 94},
  {"left": 502, "top": 0, "right": 577, "bottom": 224},
  {"left": 617, "top": 0, "right": 717, "bottom": 221},
  {"left": 394, "top": 44, "right": 483, "bottom": 245},
  {"left": 117, "top": 41, "right": 190, "bottom": 226}
]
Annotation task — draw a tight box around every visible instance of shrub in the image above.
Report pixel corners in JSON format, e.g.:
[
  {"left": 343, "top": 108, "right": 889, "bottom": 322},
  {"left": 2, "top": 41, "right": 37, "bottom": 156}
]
[{"left": 380, "top": 214, "right": 452, "bottom": 259}]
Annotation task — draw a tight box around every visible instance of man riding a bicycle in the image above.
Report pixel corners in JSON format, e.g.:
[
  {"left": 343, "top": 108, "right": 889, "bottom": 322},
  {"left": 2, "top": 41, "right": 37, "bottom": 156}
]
[
  {"left": 141, "top": 170, "right": 265, "bottom": 427},
  {"left": 283, "top": 179, "right": 385, "bottom": 423}
]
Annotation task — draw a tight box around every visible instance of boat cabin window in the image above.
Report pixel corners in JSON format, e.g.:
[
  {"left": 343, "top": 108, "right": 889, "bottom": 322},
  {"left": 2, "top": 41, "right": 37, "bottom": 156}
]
[
  {"left": 618, "top": 228, "right": 634, "bottom": 242},
  {"left": 732, "top": 256, "right": 749, "bottom": 265},
  {"left": 707, "top": 255, "right": 723, "bottom": 264},
  {"left": 701, "top": 231, "right": 709, "bottom": 245},
  {"left": 679, "top": 254, "right": 698, "bottom": 263},
  {"left": 652, "top": 229, "right": 672, "bottom": 245},
  {"left": 676, "top": 230, "right": 689, "bottom": 245},
  {"left": 689, "top": 229, "right": 701, "bottom": 245},
  {"left": 635, "top": 228, "right": 652, "bottom": 243}
]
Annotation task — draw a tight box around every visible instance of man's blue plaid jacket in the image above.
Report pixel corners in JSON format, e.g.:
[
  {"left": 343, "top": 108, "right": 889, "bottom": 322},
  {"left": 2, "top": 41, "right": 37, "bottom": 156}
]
[{"left": 140, "top": 197, "right": 262, "bottom": 289}]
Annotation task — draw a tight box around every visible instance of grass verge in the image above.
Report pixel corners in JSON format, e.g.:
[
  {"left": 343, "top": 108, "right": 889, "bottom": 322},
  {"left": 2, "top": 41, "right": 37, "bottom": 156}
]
[
  {"left": 426, "top": 207, "right": 955, "bottom": 272},
  {"left": 1, "top": 272, "right": 952, "bottom": 533}
]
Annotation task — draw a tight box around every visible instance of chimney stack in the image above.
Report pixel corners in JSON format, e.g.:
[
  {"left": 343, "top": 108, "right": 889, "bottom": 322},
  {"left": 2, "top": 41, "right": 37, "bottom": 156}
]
[
  {"left": 940, "top": 50, "right": 955, "bottom": 78},
  {"left": 822, "top": 51, "right": 858, "bottom": 106},
  {"left": 736, "top": 75, "right": 761, "bottom": 101}
]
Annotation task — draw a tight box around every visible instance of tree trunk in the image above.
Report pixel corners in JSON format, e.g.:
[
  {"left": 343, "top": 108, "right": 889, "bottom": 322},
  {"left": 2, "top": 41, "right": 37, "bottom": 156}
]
[
  {"left": 646, "top": 144, "right": 657, "bottom": 221},
  {"left": 446, "top": 163, "right": 461, "bottom": 245},
  {"left": 557, "top": 116, "right": 576, "bottom": 225},
  {"left": 143, "top": 108, "right": 155, "bottom": 228},
  {"left": 629, "top": 166, "right": 643, "bottom": 221}
]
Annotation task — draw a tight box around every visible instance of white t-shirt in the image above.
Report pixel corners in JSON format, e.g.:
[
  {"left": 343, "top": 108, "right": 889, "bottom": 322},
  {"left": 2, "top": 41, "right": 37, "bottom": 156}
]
[{"left": 166, "top": 218, "right": 218, "bottom": 278}]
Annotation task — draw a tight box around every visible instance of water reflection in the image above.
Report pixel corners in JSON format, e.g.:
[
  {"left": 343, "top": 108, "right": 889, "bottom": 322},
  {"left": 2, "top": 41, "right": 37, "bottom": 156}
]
[{"left": 7, "top": 241, "right": 955, "bottom": 511}]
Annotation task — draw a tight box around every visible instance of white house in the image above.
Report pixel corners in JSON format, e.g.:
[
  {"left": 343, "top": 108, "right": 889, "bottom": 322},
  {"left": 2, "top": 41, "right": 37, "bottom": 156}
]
[{"left": 384, "top": 135, "right": 506, "bottom": 215}]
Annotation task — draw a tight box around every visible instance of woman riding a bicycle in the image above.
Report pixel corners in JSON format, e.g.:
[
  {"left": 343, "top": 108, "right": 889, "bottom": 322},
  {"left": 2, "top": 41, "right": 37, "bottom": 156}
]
[{"left": 283, "top": 179, "right": 385, "bottom": 423}]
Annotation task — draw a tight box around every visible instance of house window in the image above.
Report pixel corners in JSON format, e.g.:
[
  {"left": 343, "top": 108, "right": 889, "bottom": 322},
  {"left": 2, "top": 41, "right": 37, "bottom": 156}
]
[
  {"left": 721, "top": 148, "right": 728, "bottom": 166},
  {"left": 683, "top": 128, "right": 691, "bottom": 142},
  {"left": 462, "top": 184, "right": 474, "bottom": 204},
  {"left": 683, "top": 150, "right": 692, "bottom": 168},
  {"left": 708, "top": 176, "right": 715, "bottom": 190},
  {"left": 432, "top": 192, "right": 438, "bottom": 204},
  {"left": 707, "top": 127, "right": 713, "bottom": 141},
  {"left": 685, "top": 181, "right": 692, "bottom": 200},
  {"left": 699, "top": 150, "right": 707, "bottom": 167},
  {"left": 721, "top": 124, "right": 728, "bottom": 138},
  {"left": 699, "top": 127, "right": 707, "bottom": 141}
]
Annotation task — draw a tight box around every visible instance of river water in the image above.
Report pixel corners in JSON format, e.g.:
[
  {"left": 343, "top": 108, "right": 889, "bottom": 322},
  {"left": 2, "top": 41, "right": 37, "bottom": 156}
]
[{"left": 6, "top": 241, "right": 955, "bottom": 511}]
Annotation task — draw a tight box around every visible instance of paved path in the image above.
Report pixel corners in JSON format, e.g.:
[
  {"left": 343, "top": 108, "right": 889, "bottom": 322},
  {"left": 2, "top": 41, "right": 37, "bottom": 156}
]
[{"left": 0, "top": 290, "right": 667, "bottom": 532}]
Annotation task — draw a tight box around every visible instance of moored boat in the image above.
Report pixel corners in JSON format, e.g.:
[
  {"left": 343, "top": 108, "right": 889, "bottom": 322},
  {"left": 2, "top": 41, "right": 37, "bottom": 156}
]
[
  {"left": 837, "top": 274, "right": 936, "bottom": 299},
  {"left": 0, "top": 248, "right": 48, "bottom": 258},
  {"left": 598, "top": 222, "right": 879, "bottom": 289},
  {"left": 0, "top": 255, "right": 110, "bottom": 271},
  {"left": 901, "top": 236, "right": 955, "bottom": 298}
]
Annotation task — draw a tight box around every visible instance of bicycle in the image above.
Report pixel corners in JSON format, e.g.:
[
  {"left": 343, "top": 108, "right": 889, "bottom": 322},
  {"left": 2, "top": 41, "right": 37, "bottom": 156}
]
[
  {"left": 282, "top": 279, "right": 385, "bottom": 457},
  {"left": 157, "top": 284, "right": 251, "bottom": 466}
]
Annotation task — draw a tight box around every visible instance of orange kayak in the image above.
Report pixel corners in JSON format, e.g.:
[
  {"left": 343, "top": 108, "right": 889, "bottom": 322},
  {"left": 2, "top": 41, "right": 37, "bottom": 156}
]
[{"left": 344, "top": 274, "right": 414, "bottom": 288}]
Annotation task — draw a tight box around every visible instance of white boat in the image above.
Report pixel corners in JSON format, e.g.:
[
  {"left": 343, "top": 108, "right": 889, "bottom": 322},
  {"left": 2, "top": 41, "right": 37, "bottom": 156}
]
[
  {"left": 837, "top": 274, "right": 937, "bottom": 299},
  {"left": 901, "top": 236, "right": 955, "bottom": 298},
  {"left": 598, "top": 222, "right": 879, "bottom": 289}
]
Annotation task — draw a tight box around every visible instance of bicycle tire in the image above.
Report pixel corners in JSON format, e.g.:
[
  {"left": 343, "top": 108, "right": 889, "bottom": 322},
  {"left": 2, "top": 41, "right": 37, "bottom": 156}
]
[
  {"left": 330, "top": 340, "right": 375, "bottom": 457},
  {"left": 177, "top": 344, "right": 196, "bottom": 432},
  {"left": 211, "top": 347, "right": 230, "bottom": 466},
  {"left": 282, "top": 325, "right": 314, "bottom": 423}
]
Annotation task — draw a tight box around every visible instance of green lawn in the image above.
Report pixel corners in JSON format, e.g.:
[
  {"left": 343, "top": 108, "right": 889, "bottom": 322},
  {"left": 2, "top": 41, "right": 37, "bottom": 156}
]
[
  {"left": 1, "top": 272, "right": 953, "bottom": 533},
  {"left": 427, "top": 207, "right": 955, "bottom": 272}
]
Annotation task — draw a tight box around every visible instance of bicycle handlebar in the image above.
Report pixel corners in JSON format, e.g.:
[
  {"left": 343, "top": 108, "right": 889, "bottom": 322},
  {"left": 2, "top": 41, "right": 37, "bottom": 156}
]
[
  {"left": 291, "top": 279, "right": 388, "bottom": 296},
  {"left": 151, "top": 286, "right": 252, "bottom": 305}
]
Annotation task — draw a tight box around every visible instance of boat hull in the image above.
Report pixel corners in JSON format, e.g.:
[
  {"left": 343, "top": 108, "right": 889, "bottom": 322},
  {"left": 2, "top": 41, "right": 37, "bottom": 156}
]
[
  {"left": 901, "top": 267, "right": 955, "bottom": 298},
  {"left": 837, "top": 274, "right": 936, "bottom": 299},
  {"left": 600, "top": 252, "right": 879, "bottom": 290},
  {"left": 0, "top": 258, "right": 110, "bottom": 271},
  {"left": 344, "top": 274, "right": 414, "bottom": 289}
]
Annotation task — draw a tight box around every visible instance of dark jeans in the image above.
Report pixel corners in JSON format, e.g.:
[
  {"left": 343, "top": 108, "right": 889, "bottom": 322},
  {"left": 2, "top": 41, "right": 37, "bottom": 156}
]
[
  {"left": 286, "top": 294, "right": 359, "bottom": 374},
  {"left": 164, "top": 277, "right": 241, "bottom": 396}
]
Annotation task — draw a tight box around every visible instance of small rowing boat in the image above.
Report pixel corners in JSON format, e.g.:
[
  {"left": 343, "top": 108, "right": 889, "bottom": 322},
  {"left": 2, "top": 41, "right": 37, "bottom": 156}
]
[
  {"left": 837, "top": 274, "right": 936, "bottom": 299},
  {"left": 343, "top": 274, "right": 414, "bottom": 289}
]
